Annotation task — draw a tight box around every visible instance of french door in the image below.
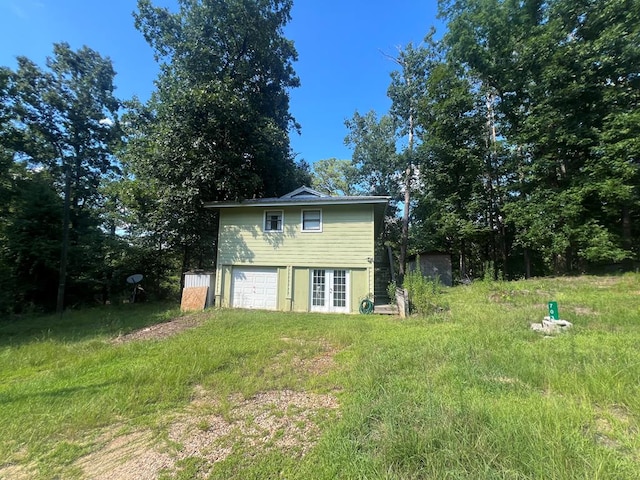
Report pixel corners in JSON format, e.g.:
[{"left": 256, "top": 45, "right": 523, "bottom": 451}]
[{"left": 311, "top": 269, "right": 349, "bottom": 313}]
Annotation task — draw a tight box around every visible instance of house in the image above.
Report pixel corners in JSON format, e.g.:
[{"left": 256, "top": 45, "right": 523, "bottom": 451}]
[
  {"left": 407, "top": 251, "right": 453, "bottom": 286},
  {"left": 204, "top": 186, "right": 389, "bottom": 313}
]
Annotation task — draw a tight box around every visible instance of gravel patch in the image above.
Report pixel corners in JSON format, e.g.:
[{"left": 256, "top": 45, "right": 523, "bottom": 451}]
[
  {"left": 74, "top": 388, "right": 339, "bottom": 479},
  {"left": 111, "top": 313, "right": 208, "bottom": 344}
]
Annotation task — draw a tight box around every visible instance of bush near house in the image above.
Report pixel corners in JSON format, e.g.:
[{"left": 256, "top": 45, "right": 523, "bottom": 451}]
[{"left": 403, "top": 270, "right": 448, "bottom": 315}]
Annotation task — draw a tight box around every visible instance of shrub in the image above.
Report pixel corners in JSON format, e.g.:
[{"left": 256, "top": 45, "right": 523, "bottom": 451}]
[
  {"left": 387, "top": 281, "right": 398, "bottom": 306},
  {"left": 403, "top": 271, "right": 446, "bottom": 315}
]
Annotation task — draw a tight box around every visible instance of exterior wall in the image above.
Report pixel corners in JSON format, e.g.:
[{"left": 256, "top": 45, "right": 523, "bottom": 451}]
[
  {"left": 350, "top": 268, "right": 369, "bottom": 312},
  {"left": 292, "top": 267, "right": 309, "bottom": 312},
  {"left": 215, "top": 204, "right": 376, "bottom": 313},
  {"left": 215, "top": 265, "right": 233, "bottom": 308},
  {"left": 217, "top": 204, "right": 374, "bottom": 267},
  {"left": 277, "top": 265, "right": 288, "bottom": 311}
]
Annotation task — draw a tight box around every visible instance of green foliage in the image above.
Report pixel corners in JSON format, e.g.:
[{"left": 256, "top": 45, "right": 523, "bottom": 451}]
[
  {"left": 311, "top": 158, "right": 359, "bottom": 196},
  {"left": 344, "top": 111, "right": 399, "bottom": 197},
  {"left": 386, "top": 281, "right": 397, "bottom": 306},
  {"left": 0, "top": 43, "right": 180, "bottom": 314},
  {"left": 436, "top": 0, "right": 640, "bottom": 275},
  {"left": 403, "top": 270, "right": 446, "bottom": 315},
  {"left": 346, "top": 42, "right": 437, "bottom": 280},
  {"left": 413, "top": 57, "right": 492, "bottom": 277},
  {"left": 579, "top": 222, "right": 630, "bottom": 263},
  {"left": 12, "top": 42, "right": 120, "bottom": 195},
  {"left": 481, "top": 260, "right": 504, "bottom": 282},
  {"left": 0, "top": 166, "right": 62, "bottom": 313},
  {"left": 129, "top": 0, "right": 304, "bottom": 272},
  {"left": 8, "top": 42, "right": 122, "bottom": 313}
]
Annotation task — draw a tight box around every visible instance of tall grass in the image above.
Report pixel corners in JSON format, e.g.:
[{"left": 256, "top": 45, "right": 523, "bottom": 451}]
[
  {"left": 300, "top": 274, "right": 640, "bottom": 479},
  {"left": 1, "top": 274, "right": 639, "bottom": 479}
]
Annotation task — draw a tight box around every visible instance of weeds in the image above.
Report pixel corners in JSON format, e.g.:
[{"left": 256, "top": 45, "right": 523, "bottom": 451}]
[
  {"left": 403, "top": 270, "right": 448, "bottom": 315},
  {"left": 1, "top": 275, "right": 639, "bottom": 479},
  {"left": 386, "top": 281, "right": 397, "bottom": 306}
]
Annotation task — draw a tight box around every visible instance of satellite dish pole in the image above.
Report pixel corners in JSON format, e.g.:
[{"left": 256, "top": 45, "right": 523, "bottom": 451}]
[{"left": 126, "top": 274, "right": 144, "bottom": 303}]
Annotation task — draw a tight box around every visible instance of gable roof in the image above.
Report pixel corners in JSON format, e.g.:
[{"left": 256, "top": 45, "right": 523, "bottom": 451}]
[
  {"left": 204, "top": 186, "right": 390, "bottom": 209},
  {"left": 280, "top": 186, "right": 329, "bottom": 199}
]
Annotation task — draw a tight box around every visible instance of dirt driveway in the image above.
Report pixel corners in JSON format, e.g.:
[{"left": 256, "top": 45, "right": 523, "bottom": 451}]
[{"left": 0, "top": 314, "right": 341, "bottom": 480}]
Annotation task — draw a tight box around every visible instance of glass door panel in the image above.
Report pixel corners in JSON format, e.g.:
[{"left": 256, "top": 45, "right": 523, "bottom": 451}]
[
  {"left": 311, "top": 269, "right": 348, "bottom": 313},
  {"left": 332, "top": 270, "right": 347, "bottom": 308},
  {"left": 312, "top": 269, "right": 325, "bottom": 308}
]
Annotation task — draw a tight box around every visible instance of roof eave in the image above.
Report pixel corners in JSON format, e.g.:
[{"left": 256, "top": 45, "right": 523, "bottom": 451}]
[{"left": 204, "top": 197, "right": 391, "bottom": 209}]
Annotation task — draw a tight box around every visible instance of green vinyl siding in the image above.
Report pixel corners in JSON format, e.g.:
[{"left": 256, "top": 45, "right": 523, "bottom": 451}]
[
  {"left": 217, "top": 204, "right": 375, "bottom": 268},
  {"left": 350, "top": 268, "right": 369, "bottom": 312},
  {"left": 215, "top": 265, "right": 233, "bottom": 308},
  {"left": 215, "top": 203, "right": 379, "bottom": 313},
  {"left": 277, "top": 266, "right": 288, "bottom": 311},
  {"left": 292, "top": 267, "right": 310, "bottom": 312}
]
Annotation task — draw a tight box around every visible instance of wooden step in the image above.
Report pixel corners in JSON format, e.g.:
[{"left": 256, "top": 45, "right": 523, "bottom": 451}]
[{"left": 374, "top": 304, "right": 398, "bottom": 315}]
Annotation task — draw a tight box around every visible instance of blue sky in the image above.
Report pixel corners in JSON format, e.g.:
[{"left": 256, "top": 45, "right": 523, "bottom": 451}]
[{"left": 0, "top": 0, "right": 442, "bottom": 165}]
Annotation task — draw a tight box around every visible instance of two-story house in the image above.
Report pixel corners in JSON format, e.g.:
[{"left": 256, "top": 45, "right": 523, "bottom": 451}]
[{"left": 205, "top": 186, "right": 389, "bottom": 313}]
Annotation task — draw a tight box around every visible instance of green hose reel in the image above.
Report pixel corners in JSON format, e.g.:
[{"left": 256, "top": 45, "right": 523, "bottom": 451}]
[{"left": 359, "top": 298, "right": 374, "bottom": 314}]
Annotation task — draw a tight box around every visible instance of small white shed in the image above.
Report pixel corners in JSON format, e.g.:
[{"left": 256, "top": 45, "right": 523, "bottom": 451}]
[{"left": 183, "top": 271, "right": 216, "bottom": 307}]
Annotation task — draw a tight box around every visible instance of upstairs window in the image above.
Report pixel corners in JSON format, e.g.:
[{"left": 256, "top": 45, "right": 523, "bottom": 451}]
[
  {"left": 264, "top": 210, "right": 283, "bottom": 232},
  {"left": 302, "top": 209, "right": 322, "bottom": 232}
]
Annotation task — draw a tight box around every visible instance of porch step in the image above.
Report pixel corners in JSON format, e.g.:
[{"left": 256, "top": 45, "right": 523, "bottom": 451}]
[{"left": 374, "top": 303, "right": 398, "bottom": 315}]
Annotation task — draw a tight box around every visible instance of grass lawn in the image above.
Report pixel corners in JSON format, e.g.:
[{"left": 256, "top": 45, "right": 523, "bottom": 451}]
[{"left": 1, "top": 274, "right": 639, "bottom": 479}]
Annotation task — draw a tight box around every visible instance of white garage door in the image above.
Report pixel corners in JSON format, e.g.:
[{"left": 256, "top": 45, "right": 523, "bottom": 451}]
[{"left": 232, "top": 267, "right": 278, "bottom": 310}]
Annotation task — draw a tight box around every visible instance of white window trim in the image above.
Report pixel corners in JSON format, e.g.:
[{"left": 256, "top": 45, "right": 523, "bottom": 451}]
[
  {"left": 264, "top": 209, "right": 284, "bottom": 232},
  {"left": 301, "top": 208, "right": 323, "bottom": 232}
]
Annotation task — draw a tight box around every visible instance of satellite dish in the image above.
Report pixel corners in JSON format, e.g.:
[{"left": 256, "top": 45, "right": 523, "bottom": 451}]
[{"left": 126, "top": 274, "right": 143, "bottom": 284}]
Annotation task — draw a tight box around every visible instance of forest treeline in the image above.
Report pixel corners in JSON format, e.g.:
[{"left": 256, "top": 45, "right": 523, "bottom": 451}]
[
  {"left": 1, "top": 0, "right": 638, "bottom": 315},
  {"left": 344, "top": 0, "right": 639, "bottom": 281}
]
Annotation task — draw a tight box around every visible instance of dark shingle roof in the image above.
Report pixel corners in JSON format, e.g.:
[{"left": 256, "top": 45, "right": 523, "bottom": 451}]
[{"left": 204, "top": 185, "right": 390, "bottom": 209}]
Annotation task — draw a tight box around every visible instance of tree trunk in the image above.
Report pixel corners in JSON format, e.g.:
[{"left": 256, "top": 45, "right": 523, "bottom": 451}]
[
  {"left": 399, "top": 164, "right": 410, "bottom": 283},
  {"left": 501, "top": 221, "right": 508, "bottom": 279},
  {"left": 56, "top": 163, "right": 72, "bottom": 315},
  {"left": 180, "top": 244, "right": 190, "bottom": 292},
  {"left": 566, "top": 245, "right": 574, "bottom": 273},
  {"left": 622, "top": 205, "right": 633, "bottom": 270},
  {"left": 104, "top": 221, "right": 116, "bottom": 305},
  {"left": 622, "top": 205, "right": 631, "bottom": 250},
  {"left": 524, "top": 247, "right": 531, "bottom": 279},
  {"left": 459, "top": 239, "right": 467, "bottom": 280},
  {"left": 485, "top": 92, "right": 498, "bottom": 279},
  {"left": 387, "top": 245, "right": 396, "bottom": 283},
  {"left": 399, "top": 103, "right": 415, "bottom": 285}
]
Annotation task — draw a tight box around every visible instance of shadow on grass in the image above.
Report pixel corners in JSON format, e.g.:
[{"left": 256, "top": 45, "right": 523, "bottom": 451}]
[
  {"left": 0, "top": 381, "right": 117, "bottom": 405},
  {"left": 0, "top": 302, "right": 179, "bottom": 347}
]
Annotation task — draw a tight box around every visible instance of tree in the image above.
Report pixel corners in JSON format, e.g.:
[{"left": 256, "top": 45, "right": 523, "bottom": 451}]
[
  {"left": 0, "top": 166, "right": 63, "bottom": 313},
  {"left": 12, "top": 43, "right": 121, "bottom": 312},
  {"left": 311, "top": 158, "right": 359, "bottom": 196},
  {"left": 386, "top": 42, "right": 433, "bottom": 280},
  {"left": 439, "top": 0, "right": 640, "bottom": 274},
  {"left": 130, "top": 0, "right": 304, "bottom": 275},
  {"left": 345, "top": 111, "right": 399, "bottom": 197},
  {"left": 344, "top": 111, "right": 403, "bottom": 281},
  {"left": 413, "top": 60, "right": 489, "bottom": 278},
  {"left": 0, "top": 66, "right": 13, "bottom": 208},
  {"left": 346, "top": 42, "right": 433, "bottom": 281},
  {"left": 0, "top": 67, "right": 16, "bottom": 314}
]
